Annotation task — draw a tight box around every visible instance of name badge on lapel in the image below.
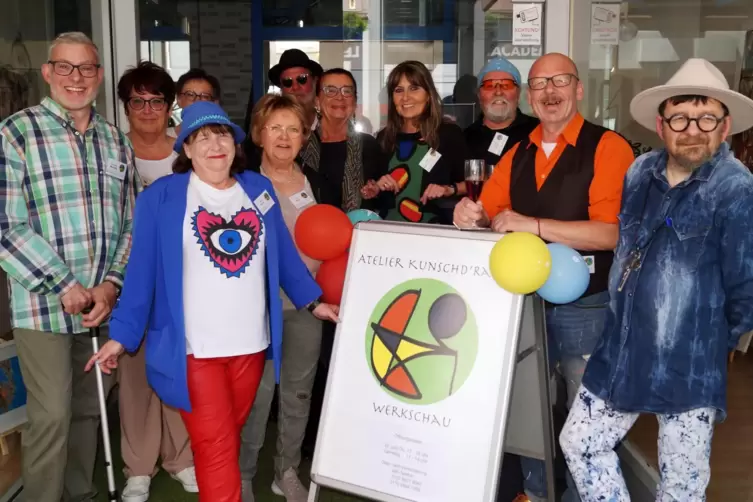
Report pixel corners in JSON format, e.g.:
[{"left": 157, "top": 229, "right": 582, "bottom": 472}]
[
  {"left": 488, "top": 132, "right": 509, "bottom": 156},
  {"left": 254, "top": 190, "right": 275, "bottom": 215},
  {"left": 289, "top": 190, "right": 314, "bottom": 210},
  {"left": 419, "top": 149, "right": 441, "bottom": 172},
  {"left": 106, "top": 159, "right": 127, "bottom": 180}
]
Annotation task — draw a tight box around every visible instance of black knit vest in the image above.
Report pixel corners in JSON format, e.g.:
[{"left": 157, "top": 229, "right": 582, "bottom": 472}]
[{"left": 510, "top": 120, "right": 612, "bottom": 298}]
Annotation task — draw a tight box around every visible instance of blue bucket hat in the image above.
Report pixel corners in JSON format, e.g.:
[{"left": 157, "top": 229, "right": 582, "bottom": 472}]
[
  {"left": 477, "top": 58, "right": 522, "bottom": 87},
  {"left": 174, "top": 101, "right": 246, "bottom": 152}
]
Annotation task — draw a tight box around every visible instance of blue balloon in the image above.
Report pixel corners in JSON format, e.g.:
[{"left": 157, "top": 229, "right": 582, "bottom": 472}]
[
  {"left": 347, "top": 209, "right": 382, "bottom": 226},
  {"left": 536, "top": 243, "right": 590, "bottom": 304}
]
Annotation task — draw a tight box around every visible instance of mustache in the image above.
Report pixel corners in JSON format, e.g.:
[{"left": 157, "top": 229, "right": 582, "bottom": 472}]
[{"left": 676, "top": 137, "right": 708, "bottom": 146}]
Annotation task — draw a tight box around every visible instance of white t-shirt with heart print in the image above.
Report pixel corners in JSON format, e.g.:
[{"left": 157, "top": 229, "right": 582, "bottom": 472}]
[{"left": 182, "top": 172, "right": 269, "bottom": 358}]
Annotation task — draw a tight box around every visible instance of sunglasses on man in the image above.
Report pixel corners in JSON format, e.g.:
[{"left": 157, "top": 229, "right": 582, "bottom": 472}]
[
  {"left": 480, "top": 79, "right": 518, "bottom": 91},
  {"left": 281, "top": 74, "right": 310, "bottom": 88}
]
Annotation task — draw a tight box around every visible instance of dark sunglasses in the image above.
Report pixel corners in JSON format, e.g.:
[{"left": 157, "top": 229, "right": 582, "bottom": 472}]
[{"left": 281, "top": 74, "right": 310, "bottom": 88}]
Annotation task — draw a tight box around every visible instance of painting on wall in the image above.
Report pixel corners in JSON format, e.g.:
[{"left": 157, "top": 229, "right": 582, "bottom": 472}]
[{"left": 731, "top": 31, "right": 753, "bottom": 172}]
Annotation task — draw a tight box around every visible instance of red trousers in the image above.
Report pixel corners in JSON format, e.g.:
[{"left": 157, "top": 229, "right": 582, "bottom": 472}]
[{"left": 180, "top": 352, "right": 266, "bottom": 502}]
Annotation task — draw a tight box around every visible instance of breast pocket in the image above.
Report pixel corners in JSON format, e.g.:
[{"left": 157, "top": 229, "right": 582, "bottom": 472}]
[
  {"left": 617, "top": 213, "right": 641, "bottom": 259},
  {"left": 670, "top": 219, "right": 710, "bottom": 273}
]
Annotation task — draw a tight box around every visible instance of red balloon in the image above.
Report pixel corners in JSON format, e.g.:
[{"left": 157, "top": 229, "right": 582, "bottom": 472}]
[
  {"left": 316, "top": 252, "right": 349, "bottom": 305},
  {"left": 294, "top": 204, "right": 353, "bottom": 261}
]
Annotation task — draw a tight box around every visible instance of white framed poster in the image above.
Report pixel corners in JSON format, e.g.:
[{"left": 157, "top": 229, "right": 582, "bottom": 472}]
[
  {"left": 590, "top": 3, "right": 620, "bottom": 45},
  {"left": 310, "top": 222, "right": 523, "bottom": 502},
  {"left": 0, "top": 341, "right": 26, "bottom": 435},
  {"left": 512, "top": 3, "right": 542, "bottom": 46}
]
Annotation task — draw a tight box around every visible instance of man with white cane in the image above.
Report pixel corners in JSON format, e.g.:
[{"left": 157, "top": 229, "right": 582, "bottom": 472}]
[{"left": 0, "top": 32, "right": 138, "bottom": 501}]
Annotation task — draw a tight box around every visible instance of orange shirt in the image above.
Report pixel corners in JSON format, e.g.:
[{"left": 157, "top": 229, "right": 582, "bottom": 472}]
[{"left": 479, "top": 114, "right": 635, "bottom": 224}]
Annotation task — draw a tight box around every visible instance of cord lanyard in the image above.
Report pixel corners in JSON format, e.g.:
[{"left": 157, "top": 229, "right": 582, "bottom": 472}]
[{"left": 616, "top": 180, "right": 685, "bottom": 293}]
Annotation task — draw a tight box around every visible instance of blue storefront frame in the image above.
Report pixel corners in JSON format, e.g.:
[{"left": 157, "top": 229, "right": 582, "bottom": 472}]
[{"left": 251, "top": 0, "right": 458, "bottom": 103}]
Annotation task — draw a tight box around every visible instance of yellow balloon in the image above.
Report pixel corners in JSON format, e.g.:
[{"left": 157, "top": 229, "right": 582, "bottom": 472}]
[{"left": 489, "top": 232, "right": 552, "bottom": 294}]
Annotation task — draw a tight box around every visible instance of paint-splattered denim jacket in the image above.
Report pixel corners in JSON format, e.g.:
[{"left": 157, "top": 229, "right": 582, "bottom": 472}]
[{"left": 582, "top": 142, "right": 753, "bottom": 420}]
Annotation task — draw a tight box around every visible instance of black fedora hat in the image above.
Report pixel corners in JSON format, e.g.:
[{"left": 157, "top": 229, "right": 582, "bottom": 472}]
[{"left": 268, "top": 49, "right": 324, "bottom": 87}]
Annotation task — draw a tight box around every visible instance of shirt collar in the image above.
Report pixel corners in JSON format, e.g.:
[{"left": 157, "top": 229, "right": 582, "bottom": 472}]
[
  {"left": 41, "top": 96, "right": 101, "bottom": 130},
  {"left": 528, "top": 113, "right": 584, "bottom": 149},
  {"left": 649, "top": 141, "right": 729, "bottom": 185}
]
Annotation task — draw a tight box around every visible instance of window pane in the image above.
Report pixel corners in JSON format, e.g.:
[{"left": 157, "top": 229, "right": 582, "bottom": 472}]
[
  {"left": 261, "top": 0, "right": 543, "bottom": 131},
  {"left": 1, "top": 0, "right": 106, "bottom": 121},
  {"left": 582, "top": 0, "right": 753, "bottom": 162}
]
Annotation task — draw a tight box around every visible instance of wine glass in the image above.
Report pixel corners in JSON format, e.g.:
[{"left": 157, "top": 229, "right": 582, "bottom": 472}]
[
  {"left": 464, "top": 159, "right": 489, "bottom": 229},
  {"left": 464, "top": 159, "right": 487, "bottom": 202}
]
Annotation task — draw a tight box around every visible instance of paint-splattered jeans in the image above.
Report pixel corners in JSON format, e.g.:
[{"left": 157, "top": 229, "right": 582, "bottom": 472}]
[
  {"left": 560, "top": 385, "right": 715, "bottom": 501},
  {"left": 521, "top": 291, "right": 609, "bottom": 501}
]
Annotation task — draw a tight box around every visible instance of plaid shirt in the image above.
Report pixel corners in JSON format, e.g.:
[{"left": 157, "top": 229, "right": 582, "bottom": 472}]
[{"left": 0, "top": 97, "right": 140, "bottom": 334}]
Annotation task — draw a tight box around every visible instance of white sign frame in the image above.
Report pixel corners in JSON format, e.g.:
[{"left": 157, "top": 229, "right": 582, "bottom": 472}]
[{"left": 309, "top": 222, "right": 527, "bottom": 502}]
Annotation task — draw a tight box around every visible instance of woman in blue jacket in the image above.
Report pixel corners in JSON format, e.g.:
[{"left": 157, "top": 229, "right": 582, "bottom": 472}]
[{"left": 86, "top": 101, "right": 339, "bottom": 502}]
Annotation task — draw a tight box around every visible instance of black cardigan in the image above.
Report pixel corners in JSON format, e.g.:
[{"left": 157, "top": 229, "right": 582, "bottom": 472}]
[
  {"left": 374, "top": 121, "right": 468, "bottom": 224},
  {"left": 242, "top": 133, "right": 386, "bottom": 212}
]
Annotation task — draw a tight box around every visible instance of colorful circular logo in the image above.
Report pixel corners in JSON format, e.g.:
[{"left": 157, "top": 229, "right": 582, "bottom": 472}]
[{"left": 365, "top": 278, "right": 478, "bottom": 405}]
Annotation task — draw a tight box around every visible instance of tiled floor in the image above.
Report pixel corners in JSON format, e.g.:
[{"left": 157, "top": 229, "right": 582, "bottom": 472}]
[{"left": 89, "top": 351, "right": 753, "bottom": 501}]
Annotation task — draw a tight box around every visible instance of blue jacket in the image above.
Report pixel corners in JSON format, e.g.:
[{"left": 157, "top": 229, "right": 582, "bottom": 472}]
[
  {"left": 582, "top": 143, "right": 753, "bottom": 420},
  {"left": 109, "top": 170, "right": 322, "bottom": 412}
]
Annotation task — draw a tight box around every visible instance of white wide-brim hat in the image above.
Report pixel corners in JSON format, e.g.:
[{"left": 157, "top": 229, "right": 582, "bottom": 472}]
[{"left": 630, "top": 58, "right": 753, "bottom": 135}]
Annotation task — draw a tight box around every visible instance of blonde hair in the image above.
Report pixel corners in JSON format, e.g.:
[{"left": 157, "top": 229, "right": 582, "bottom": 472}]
[
  {"left": 48, "top": 32, "right": 100, "bottom": 63},
  {"left": 250, "top": 94, "right": 310, "bottom": 147}
]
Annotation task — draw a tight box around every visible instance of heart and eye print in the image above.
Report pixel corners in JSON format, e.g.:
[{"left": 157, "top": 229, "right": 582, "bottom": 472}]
[{"left": 192, "top": 206, "right": 263, "bottom": 278}]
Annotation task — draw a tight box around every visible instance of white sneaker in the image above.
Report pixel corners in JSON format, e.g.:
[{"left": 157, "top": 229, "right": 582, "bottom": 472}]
[
  {"left": 271, "top": 468, "right": 308, "bottom": 502},
  {"left": 121, "top": 476, "right": 150, "bottom": 502},
  {"left": 170, "top": 466, "right": 199, "bottom": 493}
]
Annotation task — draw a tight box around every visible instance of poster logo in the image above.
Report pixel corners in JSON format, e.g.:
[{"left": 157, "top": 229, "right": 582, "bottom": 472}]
[{"left": 365, "top": 278, "right": 478, "bottom": 405}]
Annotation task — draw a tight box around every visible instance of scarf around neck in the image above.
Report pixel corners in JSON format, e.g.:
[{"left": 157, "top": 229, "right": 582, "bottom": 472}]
[{"left": 300, "top": 121, "right": 364, "bottom": 211}]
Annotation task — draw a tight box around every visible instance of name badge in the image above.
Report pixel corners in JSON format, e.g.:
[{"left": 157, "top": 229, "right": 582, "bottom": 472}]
[
  {"left": 254, "top": 190, "right": 275, "bottom": 215},
  {"left": 488, "top": 132, "right": 509, "bottom": 156},
  {"left": 418, "top": 149, "right": 441, "bottom": 172},
  {"left": 583, "top": 255, "right": 595, "bottom": 274},
  {"left": 289, "top": 190, "right": 314, "bottom": 210},
  {"left": 106, "top": 159, "right": 127, "bottom": 181}
]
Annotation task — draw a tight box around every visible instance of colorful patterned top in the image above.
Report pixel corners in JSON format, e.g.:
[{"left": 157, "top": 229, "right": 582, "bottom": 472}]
[{"left": 0, "top": 97, "right": 140, "bottom": 334}]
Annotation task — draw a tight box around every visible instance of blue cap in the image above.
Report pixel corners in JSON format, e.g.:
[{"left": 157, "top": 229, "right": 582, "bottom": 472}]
[
  {"left": 174, "top": 101, "right": 246, "bottom": 152},
  {"left": 477, "top": 58, "right": 522, "bottom": 87}
]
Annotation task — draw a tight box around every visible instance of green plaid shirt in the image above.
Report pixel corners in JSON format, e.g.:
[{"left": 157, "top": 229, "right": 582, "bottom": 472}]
[{"left": 0, "top": 97, "right": 140, "bottom": 334}]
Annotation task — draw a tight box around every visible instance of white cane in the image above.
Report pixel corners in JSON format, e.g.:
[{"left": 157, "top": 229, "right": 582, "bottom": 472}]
[{"left": 85, "top": 306, "right": 119, "bottom": 501}]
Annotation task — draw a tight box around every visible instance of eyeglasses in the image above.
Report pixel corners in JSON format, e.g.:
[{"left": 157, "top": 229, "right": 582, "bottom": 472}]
[
  {"left": 264, "top": 124, "right": 302, "bottom": 138},
  {"left": 128, "top": 97, "right": 167, "bottom": 111},
  {"left": 321, "top": 85, "right": 355, "bottom": 98},
  {"left": 527, "top": 73, "right": 578, "bottom": 90},
  {"left": 281, "top": 74, "right": 310, "bottom": 88},
  {"left": 480, "top": 79, "right": 517, "bottom": 91},
  {"left": 662, "top": 113, "right": 726, "bottom": 133},
  {"left": 47, "top": 60, "right": 100, "bottom": 78},
  {"left": 179, "top": 91, "right": 214, "bottom": 102}
]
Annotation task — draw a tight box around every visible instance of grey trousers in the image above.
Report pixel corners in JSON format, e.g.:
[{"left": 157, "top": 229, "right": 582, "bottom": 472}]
[
  {"left": 239, "top": 308, "right": 322, "bottom": 480},
  {"left": 14, "top": 327, "right": 115, "bottom": 502}
]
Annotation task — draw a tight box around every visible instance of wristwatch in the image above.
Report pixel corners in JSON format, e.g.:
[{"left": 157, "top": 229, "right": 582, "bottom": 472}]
[
  {"left": 106, "top": 280, "right": 122, "bottom": 297},
  {"left": 307, "top": 300, "right": 321, "bottom": 313},
  {"left": 447, "top": 184, "right": 457, "bottom": 196}
]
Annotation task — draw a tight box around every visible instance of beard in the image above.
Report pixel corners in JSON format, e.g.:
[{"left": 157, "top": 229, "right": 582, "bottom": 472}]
[
  {"left": 482, "top": 99, "right": 514, "bottom": 124},
  {"left": 669, "top": 137, "right": 715, "bottom": 171}
]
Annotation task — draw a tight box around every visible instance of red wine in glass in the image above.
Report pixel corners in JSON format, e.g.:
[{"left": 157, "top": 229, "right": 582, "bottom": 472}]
[
  {"left": 465, "top": 179, "right": 484, "bottom": 202},
  {"left": 464, "top": 159, "right": 487, "bottom": 203}
]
